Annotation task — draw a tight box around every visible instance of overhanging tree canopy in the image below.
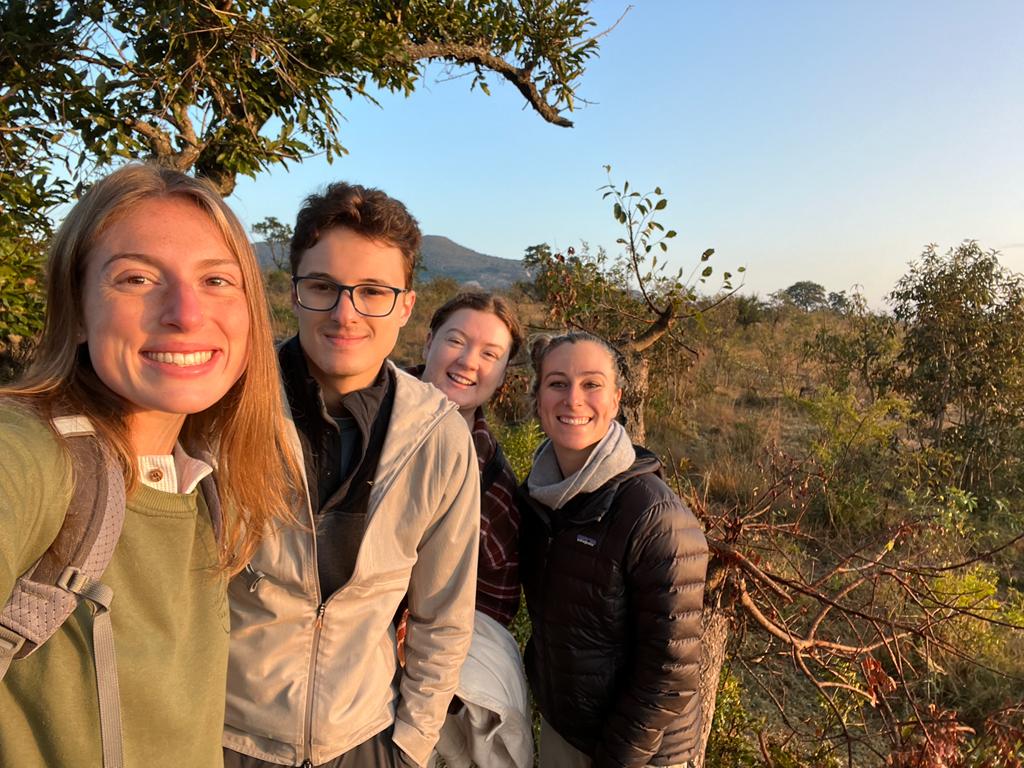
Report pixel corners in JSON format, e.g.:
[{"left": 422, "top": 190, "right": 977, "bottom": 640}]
[{"left": 1, "top": 0, "right": 600, "bottom": 219}]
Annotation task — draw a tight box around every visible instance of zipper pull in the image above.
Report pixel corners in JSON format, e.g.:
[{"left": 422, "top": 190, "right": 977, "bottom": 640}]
[
  {"left": 315, "top": 602, "right": 326, "bottom": 628},
  {"left": 243, "top": 563, "right": 265, "bottom": 593}
]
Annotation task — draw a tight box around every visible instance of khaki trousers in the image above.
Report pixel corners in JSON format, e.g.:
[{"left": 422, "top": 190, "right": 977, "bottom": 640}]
[{"left": 539, "top": 716, "right": 692, "bottom": 768}]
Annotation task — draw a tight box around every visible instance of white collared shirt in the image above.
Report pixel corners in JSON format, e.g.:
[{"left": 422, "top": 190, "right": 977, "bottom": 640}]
[{"left": 137, "top": 444, "right": 213, "bottom": 494}]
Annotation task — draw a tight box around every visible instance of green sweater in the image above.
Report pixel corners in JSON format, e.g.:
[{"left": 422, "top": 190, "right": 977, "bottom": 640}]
[{"left": 0, "top": 404, "right": 229, "bottom": 767}]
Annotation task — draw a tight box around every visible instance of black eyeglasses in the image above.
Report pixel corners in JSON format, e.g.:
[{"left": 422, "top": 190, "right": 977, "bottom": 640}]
[{"left": 292, "top": 276, "right": 408, "bottom": 317}]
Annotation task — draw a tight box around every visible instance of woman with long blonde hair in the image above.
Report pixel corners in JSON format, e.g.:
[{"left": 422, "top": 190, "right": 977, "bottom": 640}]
[{"left": 0, "top": 163, "right": 298, "bottom": 767}]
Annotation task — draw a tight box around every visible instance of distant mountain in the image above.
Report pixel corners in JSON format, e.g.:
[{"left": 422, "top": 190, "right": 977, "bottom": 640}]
[
  {"left": 253, "top": 242, "right": 289, "bottom": 271},
  {"left": 253, "top": 236, "right": 527, "bottom": 290},
  {"left": 419, "top": 235, "right": 526, "bottom": 289}
]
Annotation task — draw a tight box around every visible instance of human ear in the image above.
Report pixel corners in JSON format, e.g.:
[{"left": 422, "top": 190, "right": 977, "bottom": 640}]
[
  {"left": 398, "top": 290, "right": 416, "bottom": 327},
  {"left": 422, "top": 330, "right": 434, "bottom": 361},
  {"left": 75, "top": 313, "right": 87, "bottom": 344}
]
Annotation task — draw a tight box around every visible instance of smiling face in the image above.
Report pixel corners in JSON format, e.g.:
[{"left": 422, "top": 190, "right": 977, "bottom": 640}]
[
  {"left": 421, "top": 308, "right": 513, "bottom": 422},
  {"left": 80, "top": 195, "right": 251, "bottom": 447},
  {"left": 293, "top": 226, "right": 415, "bottom": 405},
  {"left": 536, "top": 340, "right": 623, "bottom": 476}
]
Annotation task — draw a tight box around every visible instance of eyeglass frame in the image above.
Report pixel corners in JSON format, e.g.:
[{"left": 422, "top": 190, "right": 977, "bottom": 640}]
[{"left": 292, "top": 275, "right": 409, "bottom": 317}]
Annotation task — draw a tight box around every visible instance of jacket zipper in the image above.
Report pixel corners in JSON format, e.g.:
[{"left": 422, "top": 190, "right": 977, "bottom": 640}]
[
  {"left": 542, "top": 527, "right": 556, "bottom": 719},
  {"left": 300, "top": 479, "right": 325, "bottom": 768},
  {"left": 295, "top": 388, "right": 456, "bottom": 763},
  {"left": 301, "top": 600, "right": 326, "bottom": 766}
]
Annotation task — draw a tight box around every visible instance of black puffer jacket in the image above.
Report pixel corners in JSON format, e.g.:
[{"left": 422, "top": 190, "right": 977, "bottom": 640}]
[{"left": 520, "top": 448, "right": 708, "bottom": 768}]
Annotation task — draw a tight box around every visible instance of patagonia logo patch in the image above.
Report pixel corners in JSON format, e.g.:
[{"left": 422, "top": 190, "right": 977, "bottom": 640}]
[{"left": 576, "top": 534, "right": 598, "bottom": 547}]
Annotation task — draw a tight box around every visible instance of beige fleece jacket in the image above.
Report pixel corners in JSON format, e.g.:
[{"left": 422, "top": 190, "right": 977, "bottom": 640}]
[{"left": 224, "top": 365, "right": 480, "bottom": 767}]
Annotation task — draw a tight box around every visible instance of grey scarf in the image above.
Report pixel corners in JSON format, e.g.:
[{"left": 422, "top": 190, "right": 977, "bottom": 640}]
[{"left": 527, "top": 420, "right": 636, "bottom": 510}]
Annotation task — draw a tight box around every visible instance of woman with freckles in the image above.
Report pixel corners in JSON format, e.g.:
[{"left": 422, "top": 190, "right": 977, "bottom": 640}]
[
  {"left": 0, "top": 164, "right": 298, "bottom": 767},
  {"left": 520, "top": 332, "right": 709, "bottom": 768}
]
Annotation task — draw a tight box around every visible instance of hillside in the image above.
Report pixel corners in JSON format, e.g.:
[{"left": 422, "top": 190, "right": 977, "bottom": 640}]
[
  {"left": 254, "top": 235, "right": 527, "bottom": 290},
  {"left": 418, "top": 235, "right": 527, "bottom": 288}
]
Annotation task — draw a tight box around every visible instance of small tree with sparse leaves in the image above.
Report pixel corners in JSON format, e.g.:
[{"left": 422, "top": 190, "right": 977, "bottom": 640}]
[
  {"left": 252, "top": 216, "right": 293, "bottom": 272},
  {"left": 524, "top": 166, "right": 741, "bottom": 442}
]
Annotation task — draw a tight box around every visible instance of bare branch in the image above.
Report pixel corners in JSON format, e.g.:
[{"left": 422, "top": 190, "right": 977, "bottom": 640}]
[
  {"left": 738, "top": 581, "right": 866, "bottom": 655},
  {"left": 590, "top": 5, "right": 632, "bottom": 43},
  {"left": 403, "top": 42, "right": 572, "bottom": 127},
  {"left": 709, "top": 538, "right": 793, "bottom": 602},
  {"left": 621, "top": 306, "right": 673, "bottom": 354}
]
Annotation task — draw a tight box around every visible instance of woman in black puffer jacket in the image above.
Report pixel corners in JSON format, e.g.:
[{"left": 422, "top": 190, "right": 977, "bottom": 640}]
[{"left": 520, "top": 332, "right": 709, "bottom": 768}]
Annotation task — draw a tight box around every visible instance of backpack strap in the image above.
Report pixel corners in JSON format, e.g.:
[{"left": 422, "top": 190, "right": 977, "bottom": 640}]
[{"left": 0, "top": 415, "right": 126, "bottom": 768}]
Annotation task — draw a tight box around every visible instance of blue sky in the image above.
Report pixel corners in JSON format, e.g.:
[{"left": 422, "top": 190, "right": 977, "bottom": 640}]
[{"left": 228, "top": 1, "right": 1024, "bottom": 306}]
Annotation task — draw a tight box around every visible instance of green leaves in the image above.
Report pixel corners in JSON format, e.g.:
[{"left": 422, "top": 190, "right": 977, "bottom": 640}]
[
  {"left": 890, "top": 241, "right": 1024, "bottom": 494},
  {"left": 0, "top": 238, "right": 47, "bottom": 347},
  {"left": 4, "top": 0, "right": 599, "bottom": 201},
  {"left": 529, "top": 166, "right": 741, "bottom": 364}
]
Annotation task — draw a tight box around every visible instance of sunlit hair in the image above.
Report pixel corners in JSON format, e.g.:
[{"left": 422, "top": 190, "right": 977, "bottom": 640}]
[
  {"left": 1, "top": 163, "right": 299, "bottom": 576},
  {"left": 528, "top": 331, "right": 627, "bottom": 403},
  {"left": 428, "top": 291, "right": 525, "bottom": 362},
  {"left": 290, "top": 181, "right": 421, "bottom": 287}
]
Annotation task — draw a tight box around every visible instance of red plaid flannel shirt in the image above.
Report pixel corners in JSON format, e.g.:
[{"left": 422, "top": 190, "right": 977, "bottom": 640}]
[{"left": 471, "top": 409, "right": 521, "bottom": 626}]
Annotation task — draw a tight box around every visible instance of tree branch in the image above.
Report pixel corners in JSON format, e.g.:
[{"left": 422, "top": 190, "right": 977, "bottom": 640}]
[
  {"left": 737, "top": 579, "right": 911, "bottom": 657},
  {"left": 122, "top": 117, "right": 173, "bottom": 160},
  {"left": 169, "top": 102, "right": 204, "bottom": 169},
  {"left": 403, "top": 41, "right": 573, "bottom": 127},
  {"left": 709, "top": 538, "right": 793, "bottom": 602},
  {"left": 622, "top": 306, "right": 673, "bottom": 354}
]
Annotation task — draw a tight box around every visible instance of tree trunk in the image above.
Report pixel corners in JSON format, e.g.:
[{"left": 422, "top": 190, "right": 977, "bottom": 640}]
[
  {"left": 620, "top": 352, "right": 649, "bottom": 444},
  {"left": 692, "top": 607, "right": 730, "bottom": 768},
  {"left": 195, "top": 152, "right": 238, "bottom": 196}
]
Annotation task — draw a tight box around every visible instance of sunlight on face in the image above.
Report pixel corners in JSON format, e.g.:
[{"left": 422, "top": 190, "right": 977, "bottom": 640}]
[
  {"left": 293, "top": 227, "right": 415, "bottom": 398},
  {"left": 80, "top": 196, "right": 250, "bottom": 438},
  {"left": 422, "top": 308, "right": 512, "bottom": 417},
  {"left": 536, "top": 340, "right": 622, "bottom": 475}
]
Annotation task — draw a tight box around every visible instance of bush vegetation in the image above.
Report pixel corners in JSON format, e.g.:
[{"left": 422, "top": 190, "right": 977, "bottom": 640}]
[
  {"left": 394, "top": 233, "right": 1022, "bottom": 766},
  {"left": 4, "top": 235, "right": 1021, "bottom": 767}
]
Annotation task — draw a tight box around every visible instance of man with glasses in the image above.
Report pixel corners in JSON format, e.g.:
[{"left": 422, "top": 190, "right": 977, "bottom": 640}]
[{"left": 224, "top": 183, "right": 480, "bottom": 768}]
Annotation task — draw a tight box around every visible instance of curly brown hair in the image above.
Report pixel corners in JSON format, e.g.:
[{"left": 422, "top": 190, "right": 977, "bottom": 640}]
[{"left": 290, "top": 181, "right": 421, "bottom": 287}]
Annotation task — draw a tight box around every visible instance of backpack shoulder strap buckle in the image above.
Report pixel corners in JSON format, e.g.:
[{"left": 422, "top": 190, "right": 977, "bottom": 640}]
[
  {"left": 57, "top": 567, "right": 115, "bottom": 610},
  {"left": 0, "top": 623, "right": 27, "bottom": 677}
]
